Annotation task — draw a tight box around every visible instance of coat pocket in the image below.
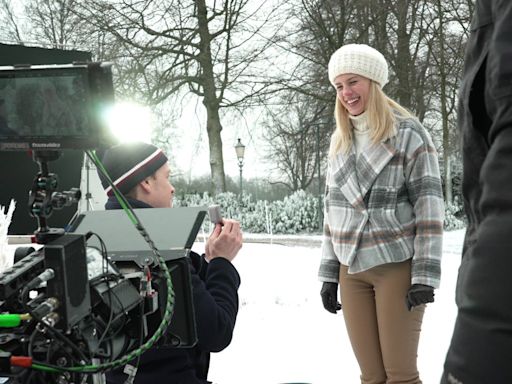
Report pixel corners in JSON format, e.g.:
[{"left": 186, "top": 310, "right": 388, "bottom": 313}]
[{"left": 368, "top": 186, "right": 407, "bottom": 238}]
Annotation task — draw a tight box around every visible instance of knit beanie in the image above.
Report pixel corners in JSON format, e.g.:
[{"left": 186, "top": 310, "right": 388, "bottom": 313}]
[
  {"left": 99, "top": 142, "right": 168, "bottom": 196},
  {"left": 328, "top": 44, "right": 389, "bottom": 87}
]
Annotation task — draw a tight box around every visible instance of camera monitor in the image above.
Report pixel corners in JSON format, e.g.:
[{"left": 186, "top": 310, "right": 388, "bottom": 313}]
[{"left": 0, "top": 62, "right": 115, "bottom": 151}]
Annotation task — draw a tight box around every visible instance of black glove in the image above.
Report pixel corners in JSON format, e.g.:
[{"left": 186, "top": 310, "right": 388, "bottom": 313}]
[
  {"left": 406, "top": 284, "right": 434, "bottom": 311},
  {"left": 320, "top": 282, "right": 342, "bottom": 314}
]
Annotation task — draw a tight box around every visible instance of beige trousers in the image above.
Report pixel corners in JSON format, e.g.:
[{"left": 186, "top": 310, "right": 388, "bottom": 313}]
[{"left": 339, "top": 260, "right": 425, "bottom": 384}]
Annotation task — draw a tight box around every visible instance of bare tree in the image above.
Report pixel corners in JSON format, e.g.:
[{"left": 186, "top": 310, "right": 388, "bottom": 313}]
[
  {"left": 427, "top": 0, "right": 472, "bottom": 204},
  {"left": 281, "top": 0, "right": 438, "bottom": 115},
  {"left": 0, "top": 0, "right": 24, "bottom": 43},
  {"left": 0, "top": 0, "right": 117, "bottom": 61},
  {"left": 22, "top": 0, "right": 82, "bottom": 48},
  {"left": 260, "top": 0, "right": 360, "bottom": 184},
  {"left": 263, "top": 93, "right": 330, "bottom": 191},
  {"left": 70, "top": 0, "right": 280, "bottom": 194}
]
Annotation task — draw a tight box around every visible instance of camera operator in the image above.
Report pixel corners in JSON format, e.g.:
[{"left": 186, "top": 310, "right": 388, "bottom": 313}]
[{"left": 98, "top": 141, "right": 243, "bottom": 384}]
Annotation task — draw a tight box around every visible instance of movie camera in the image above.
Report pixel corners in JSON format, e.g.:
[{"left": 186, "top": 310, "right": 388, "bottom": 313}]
[{"left": 0, "top": 62, "right": 201, "bottom": 383}]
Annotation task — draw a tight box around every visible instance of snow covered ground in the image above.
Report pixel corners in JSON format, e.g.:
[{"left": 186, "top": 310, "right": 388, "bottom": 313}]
[{"left": 195, "top": 229, "right": 466, "bottom": 384}]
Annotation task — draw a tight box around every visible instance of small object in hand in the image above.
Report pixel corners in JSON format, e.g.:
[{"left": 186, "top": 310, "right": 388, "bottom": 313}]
[{"left": 208, "top": 205, "right": 223, "bottom": 225}]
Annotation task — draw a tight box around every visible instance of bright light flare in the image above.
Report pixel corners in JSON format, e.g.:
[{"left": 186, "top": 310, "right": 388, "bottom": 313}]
[{"left": 103, "top": 101, "right": 152, "bottom": 143}]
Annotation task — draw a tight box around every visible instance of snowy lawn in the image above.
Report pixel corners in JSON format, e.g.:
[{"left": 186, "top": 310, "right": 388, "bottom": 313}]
[{"left": 196, "top": 229, "right": 466, "bottom": 384}]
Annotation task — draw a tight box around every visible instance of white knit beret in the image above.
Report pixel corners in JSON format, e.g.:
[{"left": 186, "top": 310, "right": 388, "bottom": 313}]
[{"left": 328, "top": 44, "right": 389, "bottom": 87}]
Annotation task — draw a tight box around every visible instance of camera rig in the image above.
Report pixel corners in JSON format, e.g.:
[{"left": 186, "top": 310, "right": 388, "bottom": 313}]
[{"left": 0, "top": 63, "right": 198, "bottom": 383}]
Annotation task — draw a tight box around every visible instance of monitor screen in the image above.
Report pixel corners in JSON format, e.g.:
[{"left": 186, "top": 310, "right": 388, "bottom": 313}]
[{"left": 0, "top": 63, "right": 115, "bottom": 150}]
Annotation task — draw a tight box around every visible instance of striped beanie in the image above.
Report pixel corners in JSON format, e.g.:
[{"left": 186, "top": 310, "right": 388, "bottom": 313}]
[
  {"left": 328, "top": 44, "right": 389, "bottom": 87},
  {"left": 99, "top": 142, "right": 168, "bottom": 196}
]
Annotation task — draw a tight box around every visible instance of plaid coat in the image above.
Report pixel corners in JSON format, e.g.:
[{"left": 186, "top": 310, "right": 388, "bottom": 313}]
[{"left": 319, "top": 117, "right": 444, "bottom": 288}]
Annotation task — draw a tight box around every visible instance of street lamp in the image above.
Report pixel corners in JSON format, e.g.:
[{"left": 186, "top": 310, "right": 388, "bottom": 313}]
[{"left": 234, "top": 138, "right": 245, "bottom": 196}]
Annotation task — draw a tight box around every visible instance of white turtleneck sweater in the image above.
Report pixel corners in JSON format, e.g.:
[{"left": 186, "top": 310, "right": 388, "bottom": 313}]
[{"left": 350, "top": 111, "right": 371, "bottom": 157}]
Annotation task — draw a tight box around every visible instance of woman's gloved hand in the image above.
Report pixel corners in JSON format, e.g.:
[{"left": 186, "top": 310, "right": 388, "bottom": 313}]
[
  {"left": 406, "top": 284, "right": 434, "bottom": 311},
  {"left": 320, "top": 282, "right": 342, "bottom": 314}
]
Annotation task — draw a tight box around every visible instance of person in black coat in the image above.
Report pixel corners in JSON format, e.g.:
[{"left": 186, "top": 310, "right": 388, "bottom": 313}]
[
  {"left": 97, "top": 141, "right": 243, "bottom": 384},
  {"left": 442, "top": 1, "right": 512, "bottom": 383}
]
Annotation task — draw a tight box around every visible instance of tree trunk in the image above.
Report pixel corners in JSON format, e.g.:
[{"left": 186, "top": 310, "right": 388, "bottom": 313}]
[
  {"left": 204, "top": 103, "right": 227, "bottom": 194},
  {"left": 445, "top": 155, "right": 452, "bottom": 204},
  {"left": 196, "top": 0, "right": 226, "bottom": 193},
  {"left": 395, "top": 0, "right": 412, "bottom": 109},
  {"left": 437, "top": 0, "right": 452, "bottom": 204}
]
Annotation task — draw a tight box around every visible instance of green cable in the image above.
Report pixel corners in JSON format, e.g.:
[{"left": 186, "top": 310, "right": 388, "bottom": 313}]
[
  {"left": 0, "top": 314, "right": 21, "bottom": 328},
  {"left": 89, "top": 150, "right": 137, "bottom": 224},
  {"left": 30, "top": 150, "right": 176, "bottom": 374},
  {"left": 32, "top": 363, "right": 59, "bottom": 373}
]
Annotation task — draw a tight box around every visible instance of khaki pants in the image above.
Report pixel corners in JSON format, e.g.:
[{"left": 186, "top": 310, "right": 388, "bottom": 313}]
[{"left": 339, "top": 260, "right": 425, "bottom": 384}]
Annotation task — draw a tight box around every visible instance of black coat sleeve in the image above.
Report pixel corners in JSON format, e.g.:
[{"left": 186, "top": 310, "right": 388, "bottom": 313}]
[{"left": 189, "top": 253, "right": 240, "bottom": 352}]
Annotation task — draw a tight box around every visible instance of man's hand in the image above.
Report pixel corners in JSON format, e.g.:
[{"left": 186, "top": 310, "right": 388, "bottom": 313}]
[
  {"left": 205, "top": 219, "right": 242, "bottom": 262},
  {"left": 406, "top": 284, "right": 434, "bottom": 311},
  {"left": 320, "top": 282, "right": 342, "bottom": 314}
]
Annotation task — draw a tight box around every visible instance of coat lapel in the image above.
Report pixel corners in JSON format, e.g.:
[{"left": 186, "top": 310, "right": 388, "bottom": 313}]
[
  {"left": 331, "top": 147, "right": 365, "bottom": 209},
  {"left": 357, "top": 141, "right": 397, "bottom": 199}
]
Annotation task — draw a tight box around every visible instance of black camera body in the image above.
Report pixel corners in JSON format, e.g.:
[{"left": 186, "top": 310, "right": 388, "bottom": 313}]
[
  {"left": 0, "top": 235, "right": 144, "bottom": 383},
  {"left": 0, "top": 231, "right": 200, "bottom": 383}
]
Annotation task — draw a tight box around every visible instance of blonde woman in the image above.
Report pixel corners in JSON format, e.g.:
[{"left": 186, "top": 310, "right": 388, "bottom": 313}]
[{"left": 318, "top": 44, "right": 444, "bottom": 384}]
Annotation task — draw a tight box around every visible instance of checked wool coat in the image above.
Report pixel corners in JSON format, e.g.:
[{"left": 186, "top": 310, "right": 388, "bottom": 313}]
[{"left": 319, "top": 117, "right": 444, "bottom": 288}]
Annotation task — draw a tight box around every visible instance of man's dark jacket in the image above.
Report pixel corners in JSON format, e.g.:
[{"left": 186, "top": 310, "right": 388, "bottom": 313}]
[
  {"left": 442, "top": 1, "right": 512, "bottom": 383},
  {"left": 105, "top": 197, "right": 240, "bottom": 384}
]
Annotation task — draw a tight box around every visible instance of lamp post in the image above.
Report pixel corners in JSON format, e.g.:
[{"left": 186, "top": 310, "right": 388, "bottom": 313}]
[{"left": 234, "top": 138, "right": 245, "bottom": 196}]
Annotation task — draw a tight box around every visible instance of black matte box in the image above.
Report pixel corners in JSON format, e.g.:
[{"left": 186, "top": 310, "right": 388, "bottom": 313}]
[
  {"left": 44, "top": 234, "right": 91, "bottom": 330},
  {"left": 115, "top": 257, "right": 198, "bottom": 348},
  {"left": 151, "top": 258, "right": 197, "bottom": 348}
]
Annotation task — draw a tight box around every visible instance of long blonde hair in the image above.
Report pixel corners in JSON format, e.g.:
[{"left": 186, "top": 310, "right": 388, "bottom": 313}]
[{"left": 329, "top": 81, "right": 412, "bottom": 156}]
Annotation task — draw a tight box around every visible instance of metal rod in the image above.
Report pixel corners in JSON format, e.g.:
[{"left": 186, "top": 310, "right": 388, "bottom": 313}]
[{"left": 239, "top": 162, "right": 243, "bottom": 197}]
